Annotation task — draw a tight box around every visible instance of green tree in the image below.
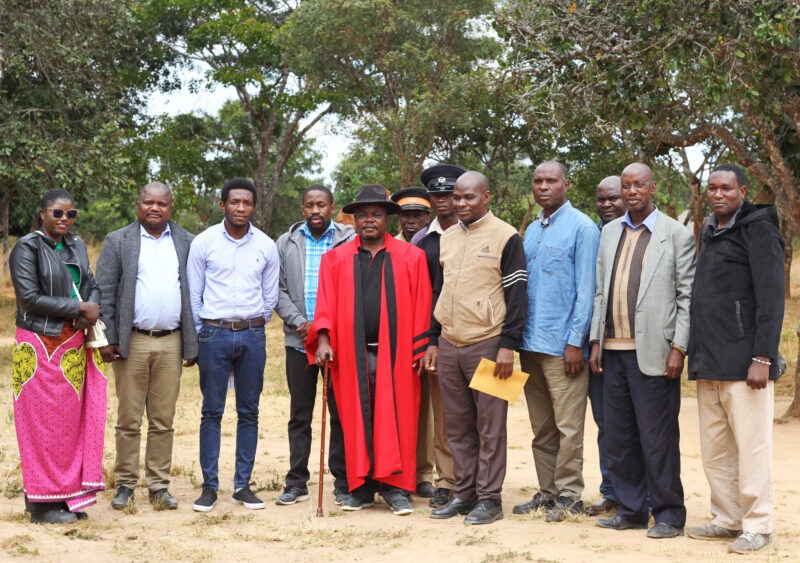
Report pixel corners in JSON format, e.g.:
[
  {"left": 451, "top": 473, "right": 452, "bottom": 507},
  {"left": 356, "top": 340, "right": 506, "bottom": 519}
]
[
  {"left": 143, "top": 0, "right": 332, "bottom": 234},
  {"left": 146, "top": 100, "right": 322, "bottom": 237},
  {"left": 499, "top": 0, "right": 800, "bottom": 235},
  {"left": 284, "top": 0, "right": 499, "bottom": 188},
  {"left": 0, "top": 0, "right": 163, "bottom": 246}
]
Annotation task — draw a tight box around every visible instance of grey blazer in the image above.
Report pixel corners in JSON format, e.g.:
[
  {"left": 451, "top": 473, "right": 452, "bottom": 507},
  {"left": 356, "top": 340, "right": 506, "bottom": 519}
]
[
  {"left": 96, "top": 220, "right": 199, "bottom": 360},
  {"left": 590, "top": 212, "right": 696, "bottom": 376}
]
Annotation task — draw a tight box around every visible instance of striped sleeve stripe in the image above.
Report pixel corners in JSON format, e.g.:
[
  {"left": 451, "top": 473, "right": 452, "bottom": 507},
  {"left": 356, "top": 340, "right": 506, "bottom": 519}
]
[
  {"left": 413, "top": 332, "right": 428, "bottom": 343},
  {"left": 413, "top": 343, "right": 428, "bottom": 357},
  {"left": 502, "top": 270, "right": 527, "bottom": 287}
]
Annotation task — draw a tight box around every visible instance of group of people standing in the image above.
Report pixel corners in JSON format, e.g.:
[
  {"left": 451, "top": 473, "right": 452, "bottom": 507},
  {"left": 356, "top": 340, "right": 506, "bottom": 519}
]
[{"left": 8, "top": 160, "right": 783, "bottom": 555}]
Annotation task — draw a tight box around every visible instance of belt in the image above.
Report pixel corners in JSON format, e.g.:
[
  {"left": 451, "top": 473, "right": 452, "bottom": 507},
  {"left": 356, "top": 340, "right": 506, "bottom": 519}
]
[
  {"left": 132, "top": 327, "right": 180, "bottom": 338},
  {"left": 201, "top": 318, "right": 266, "bottom": 331}
]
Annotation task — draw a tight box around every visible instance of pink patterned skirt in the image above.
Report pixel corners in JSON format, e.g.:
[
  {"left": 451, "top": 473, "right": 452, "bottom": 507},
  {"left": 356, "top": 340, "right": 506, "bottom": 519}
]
[{"left": 12, "top": 325, "right": 107, "bottom": 511}]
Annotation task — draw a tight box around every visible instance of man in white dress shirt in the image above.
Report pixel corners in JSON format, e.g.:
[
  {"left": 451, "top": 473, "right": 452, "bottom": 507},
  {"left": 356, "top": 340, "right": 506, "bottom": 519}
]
[{"left": 97, "top": 182, "right": 198, "bottom": 511}]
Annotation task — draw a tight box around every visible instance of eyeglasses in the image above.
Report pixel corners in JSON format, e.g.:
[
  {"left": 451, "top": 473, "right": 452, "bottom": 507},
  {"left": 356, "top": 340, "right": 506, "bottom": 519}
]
[{"left": 48, "top": 209, "right": 79, "bottom": 219}]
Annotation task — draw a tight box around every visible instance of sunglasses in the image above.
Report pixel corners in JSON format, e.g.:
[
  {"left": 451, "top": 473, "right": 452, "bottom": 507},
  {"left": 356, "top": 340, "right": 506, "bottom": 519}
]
[{"left": 48, "top": 209, "right": 79, "bottom": 219}]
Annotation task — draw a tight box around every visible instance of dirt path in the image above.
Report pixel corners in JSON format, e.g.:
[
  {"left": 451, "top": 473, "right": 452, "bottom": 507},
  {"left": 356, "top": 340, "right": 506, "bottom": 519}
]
[{"left": 0, "top": 372, "right": 796, "bottom": 562}]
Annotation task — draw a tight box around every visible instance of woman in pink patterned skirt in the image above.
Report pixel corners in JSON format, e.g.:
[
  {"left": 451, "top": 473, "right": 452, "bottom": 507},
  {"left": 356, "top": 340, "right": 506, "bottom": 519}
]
[{"left": 8, "top": 189, "right": 107, "bottom": 524}]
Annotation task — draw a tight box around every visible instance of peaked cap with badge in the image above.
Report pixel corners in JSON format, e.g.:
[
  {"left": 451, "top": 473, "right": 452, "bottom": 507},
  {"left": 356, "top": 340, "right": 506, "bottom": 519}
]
[
  {"left": 420, "top": 164, "right": 466, "bottom": 194},
  {"left": 391, "top": 186, "right": 431, "bottom": 213}
]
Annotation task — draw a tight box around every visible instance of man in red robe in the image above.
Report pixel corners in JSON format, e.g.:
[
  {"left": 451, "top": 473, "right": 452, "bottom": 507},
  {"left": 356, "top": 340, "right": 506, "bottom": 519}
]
[{"left": 307, "top": 184, "right": 432, "bottom": 516}]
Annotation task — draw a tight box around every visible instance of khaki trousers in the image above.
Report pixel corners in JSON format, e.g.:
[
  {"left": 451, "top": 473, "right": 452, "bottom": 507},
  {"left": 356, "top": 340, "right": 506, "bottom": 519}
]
[
  {"left": 113, "top": 331, "right": 182, "bottom": 491},
  {"left": 416, "top": 371, "right": 456, "bottom": 488},
  {"left": 520, "top": 351, "right": 588, "bottom": 500},
  {"left": 697, "top": 379, "right": 774, "bottom": 534}
]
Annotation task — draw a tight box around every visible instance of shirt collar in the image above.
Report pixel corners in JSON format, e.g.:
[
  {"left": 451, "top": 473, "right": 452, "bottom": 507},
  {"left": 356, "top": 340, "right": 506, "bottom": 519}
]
[
  {"left": 139, "top": 223, "right": 171, "bottom": 240},
  {"left": 427, "top": 217, "right": 446, "bottom": 235},
  {"left": 708, "top": 207, "right": 742, "bottom": 233},
  {"left": 221, "top": 219, "right": 253, "bottom": 241},
  {"left": 535, "top": 201, "right": 572, "bottom": 227},
  {"left": 459, "top": 210, "right": 492, "bottom": 231},
  {"left": 621, "top": 207, "right": 659, "bottom": 232}
]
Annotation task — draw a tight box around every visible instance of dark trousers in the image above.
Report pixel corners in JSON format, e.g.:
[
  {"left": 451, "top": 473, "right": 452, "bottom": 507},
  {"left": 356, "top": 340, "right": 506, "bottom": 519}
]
[
  {"left": 437, "top": 336, "right": 507, "bottom": 505},
  {"left": 284, "top": 348, "right": 347, "bottom": 492},
  {"left": 603, "top": 350, "right": 686, "bottom": 527},
  {"left": 588, "top": 369, "right": 618, "bottom": 502}
]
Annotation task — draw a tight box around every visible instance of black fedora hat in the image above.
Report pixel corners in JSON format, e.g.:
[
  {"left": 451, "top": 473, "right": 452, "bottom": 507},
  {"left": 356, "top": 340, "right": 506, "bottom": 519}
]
[{"left": 342, "top": 184, "right": 401, "bottom": 214}]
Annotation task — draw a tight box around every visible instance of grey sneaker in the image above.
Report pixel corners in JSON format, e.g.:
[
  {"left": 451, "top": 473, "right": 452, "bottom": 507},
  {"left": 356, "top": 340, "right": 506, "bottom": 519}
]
[
  {"left": 275, "top": 486, "right": 310, "bottom": 506},
  {"left": 333, "top": 487, "right": 348, "bottom": 506},
  {"left": 192, "top": 488, "right": 217, "bottom": 513},
  {"left": 687, "top": 523, "right": 741, "bottom": 541},
  {"left": 387, "top": 496, "right": 413, "bottom": 516},
  {"left": 341, "top": 493, "right": 375, "bottom": 511},
  {"left": 232, "top": 486, "right": 265, "bottom": 510},
  {"left": 728, "top": 531, "right": 771, "bottom": 554}
]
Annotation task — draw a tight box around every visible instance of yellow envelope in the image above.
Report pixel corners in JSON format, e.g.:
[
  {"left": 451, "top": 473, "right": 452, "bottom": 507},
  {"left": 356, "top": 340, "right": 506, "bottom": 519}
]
[{"left": 468, "top": 357, "right": 530, "bottom": 403}]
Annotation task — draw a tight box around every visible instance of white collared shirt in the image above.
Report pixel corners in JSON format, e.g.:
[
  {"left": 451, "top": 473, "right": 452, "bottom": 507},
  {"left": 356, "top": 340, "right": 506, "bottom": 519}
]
[{"left": 133, "top": 224, "right": 182, "bottom": 330}]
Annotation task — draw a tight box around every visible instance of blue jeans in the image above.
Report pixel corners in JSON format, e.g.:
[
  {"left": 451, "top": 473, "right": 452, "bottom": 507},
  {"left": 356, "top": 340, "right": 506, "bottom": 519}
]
[
  {"left": 197, "top": 324, "right": 266, "bottom": 490},
  {"left": 588, "top": 369, "right": 618, "bottom": 502}
]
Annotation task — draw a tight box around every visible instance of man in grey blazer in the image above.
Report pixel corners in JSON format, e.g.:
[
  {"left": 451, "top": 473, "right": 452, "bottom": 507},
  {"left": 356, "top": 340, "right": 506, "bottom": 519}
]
[
  {"left": 588, "top": 163, "right": 695, "bottom": 539},
  {"left": 96, "top": 182, "right": 198, "bottom": 511}
]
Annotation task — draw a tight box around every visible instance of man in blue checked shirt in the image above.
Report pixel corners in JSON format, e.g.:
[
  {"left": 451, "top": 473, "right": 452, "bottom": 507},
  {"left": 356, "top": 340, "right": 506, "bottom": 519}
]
[
  {"left": 513, "top": 161, "right": 599, "bottom": 523},
  {"left": 274, "top": 185, "right": 355, "bottom": 506},
  {"left": 187, "top": 177, "right": 280, "bottom": 513}
]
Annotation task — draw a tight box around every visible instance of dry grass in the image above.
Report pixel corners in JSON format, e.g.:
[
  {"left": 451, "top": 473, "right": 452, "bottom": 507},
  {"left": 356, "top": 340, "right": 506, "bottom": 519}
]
[{"left": 0, "top": 240, "right": 798, "bottom": 561}]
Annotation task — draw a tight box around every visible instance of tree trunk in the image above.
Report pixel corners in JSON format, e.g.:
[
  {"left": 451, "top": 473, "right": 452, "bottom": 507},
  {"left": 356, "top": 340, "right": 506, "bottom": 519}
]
[
  {"left": 781, "top": 326, "right": 800, "bottom": 419},
  {"left": 2, "top": 194, "right": 8, "bottom": 277},
  {"left": 782, "top": 219, "right": 792, "bottom": 299}
]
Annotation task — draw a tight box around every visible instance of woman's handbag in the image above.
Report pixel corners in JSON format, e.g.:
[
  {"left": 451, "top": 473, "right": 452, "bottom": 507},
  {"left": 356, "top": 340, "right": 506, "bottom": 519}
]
[{"left": 73, "top": 282, "right": 108, "bottom": 348}]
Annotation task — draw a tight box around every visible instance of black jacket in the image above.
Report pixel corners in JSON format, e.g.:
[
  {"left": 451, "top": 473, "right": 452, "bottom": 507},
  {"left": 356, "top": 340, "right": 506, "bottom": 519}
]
[
  {"left": 9, "top": 230, "right": 101, "bottom": 336},
  {"left": 688, "top": 201, "right": 785, "bottom": 380}
]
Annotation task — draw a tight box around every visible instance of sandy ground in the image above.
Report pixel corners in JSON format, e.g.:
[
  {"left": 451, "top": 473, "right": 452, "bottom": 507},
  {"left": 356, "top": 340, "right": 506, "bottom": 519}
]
[{"left": 0, "top": 352, "right": 797, "bottom": 563}]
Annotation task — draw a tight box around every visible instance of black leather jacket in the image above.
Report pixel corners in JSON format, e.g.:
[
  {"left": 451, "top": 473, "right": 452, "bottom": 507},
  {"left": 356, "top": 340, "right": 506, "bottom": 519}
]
[{"left": 9, "top": 230, "right": 101, "bottom": 337}]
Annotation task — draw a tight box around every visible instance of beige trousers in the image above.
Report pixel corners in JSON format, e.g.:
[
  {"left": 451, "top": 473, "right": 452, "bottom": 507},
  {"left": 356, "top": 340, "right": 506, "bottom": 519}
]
[
  {"left": 416, "top": 370, "right": 456, "bottom": 488},
  {"left": 113, "top": 331, "right": 183, "bottom": 491},
  {"left": 697, "top": 379, "right": 774, "bottom": 534},
  {"left": 520, "top": 351, "right": 588, "bottom": 500}
]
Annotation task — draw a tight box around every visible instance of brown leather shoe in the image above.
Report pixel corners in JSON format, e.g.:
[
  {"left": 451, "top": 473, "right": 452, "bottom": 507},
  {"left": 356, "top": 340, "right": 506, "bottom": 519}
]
[{"left": 585, "top": 497, "right": 618, "bottom": 516}]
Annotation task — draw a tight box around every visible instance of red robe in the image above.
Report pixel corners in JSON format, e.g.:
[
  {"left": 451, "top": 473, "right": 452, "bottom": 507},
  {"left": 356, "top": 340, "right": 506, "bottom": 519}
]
[{"left": 307, "top": 233, "right": 431, "bottom": 492}]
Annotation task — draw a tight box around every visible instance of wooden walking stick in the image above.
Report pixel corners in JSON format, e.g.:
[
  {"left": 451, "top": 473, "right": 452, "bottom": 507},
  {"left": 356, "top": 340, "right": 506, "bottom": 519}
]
[{"left": 316, "top": 360, "right": 331, "bottom": 517}]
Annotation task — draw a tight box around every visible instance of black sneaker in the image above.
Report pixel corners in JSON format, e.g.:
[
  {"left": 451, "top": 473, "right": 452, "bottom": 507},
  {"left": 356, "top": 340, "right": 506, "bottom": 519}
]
[
  {"left": 232, "top": 486, "right": 265, "bottom": 510},
  {"left": 387, "top": 495, "right": 413, "bottom": 516},
  {"left": 341, "top": 493, "right": 375, "bottom": 511},
  {"left": 111, "top": 485, "right": 135, "bottom": 510},
  {"left": 333, "top": 487, "right": 349, "bottom": 506},
  {"left": 275, "top": 486, "right": 310, "bottom": 506},
  {"left": 192, "top": 487, "right": 217, "bottom": 513}
]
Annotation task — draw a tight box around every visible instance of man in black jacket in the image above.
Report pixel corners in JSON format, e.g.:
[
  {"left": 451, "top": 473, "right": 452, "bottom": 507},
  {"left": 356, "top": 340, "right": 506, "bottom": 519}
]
[{"left": 687, "top": 164, "right": 784, "bottom": 554}]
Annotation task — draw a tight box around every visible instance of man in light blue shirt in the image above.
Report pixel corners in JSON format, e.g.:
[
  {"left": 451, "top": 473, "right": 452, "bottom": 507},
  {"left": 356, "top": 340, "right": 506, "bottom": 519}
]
[
  {"left": 513, "top": 161, "right": 599, "bottom": 522},
  {"left": 274, "top": 185, "right": 354, "bottom": 506},
  {"left": 187, "top": 177, "right": 279, "bottom": 513}
]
